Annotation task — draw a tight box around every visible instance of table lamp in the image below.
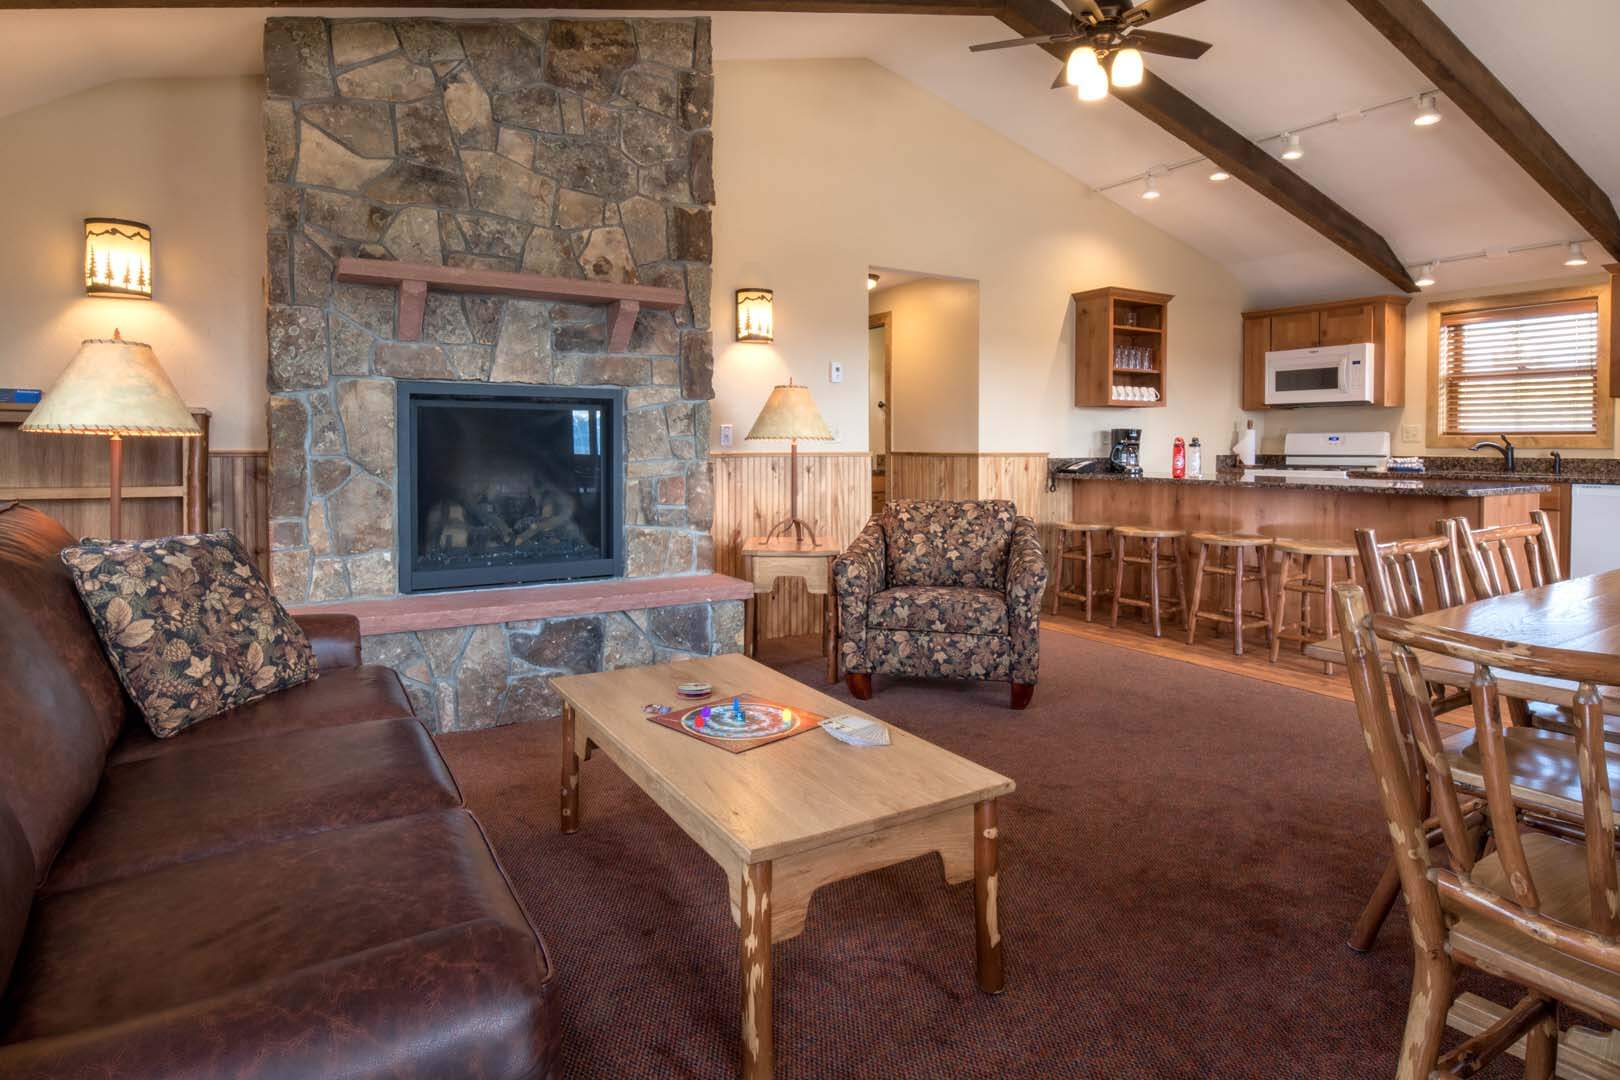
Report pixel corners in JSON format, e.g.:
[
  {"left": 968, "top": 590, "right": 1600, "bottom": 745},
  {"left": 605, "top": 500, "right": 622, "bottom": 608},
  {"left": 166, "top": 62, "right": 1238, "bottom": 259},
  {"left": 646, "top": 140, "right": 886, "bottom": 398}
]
[
  {"left": 745, "top": 378, "right": 834, "bottom": 544},
  {"left": 21, "top": 330, "right": 200, "bottom": 540}
]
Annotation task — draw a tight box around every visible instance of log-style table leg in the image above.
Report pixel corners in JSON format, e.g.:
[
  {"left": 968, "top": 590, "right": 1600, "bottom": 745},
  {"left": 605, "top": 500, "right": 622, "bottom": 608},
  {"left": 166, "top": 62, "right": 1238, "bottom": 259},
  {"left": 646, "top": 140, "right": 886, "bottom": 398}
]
[
  {"left": 743, "top": 554, "right": 757, "bottom": 658},
  {"left": 974, "top": 799, "right": 1004, "bottom": 994},
  {"left": 560, "top": 702, "right": 580, "bottom": 834},
  {"left": 740, "top": 861, "right": 774, "bottom": 1080},
  {"left": 824, "top": 555, "right": 838, "bottom": 685}
]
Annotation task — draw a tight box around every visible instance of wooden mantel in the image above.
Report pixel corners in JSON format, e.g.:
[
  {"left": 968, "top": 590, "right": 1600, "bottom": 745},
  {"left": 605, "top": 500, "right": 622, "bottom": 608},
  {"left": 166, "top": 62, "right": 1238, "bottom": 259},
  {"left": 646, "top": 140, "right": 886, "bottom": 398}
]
[{"left": 335, "top": 257, "right": 687, "bottom": 351}]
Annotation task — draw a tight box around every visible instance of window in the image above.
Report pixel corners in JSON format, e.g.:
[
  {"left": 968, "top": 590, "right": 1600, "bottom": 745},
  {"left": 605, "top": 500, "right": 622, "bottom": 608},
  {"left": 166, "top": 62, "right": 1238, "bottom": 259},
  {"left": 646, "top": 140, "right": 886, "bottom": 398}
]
[{"left": 1429, "top": 285, "right": 1612, "bottom": 449}]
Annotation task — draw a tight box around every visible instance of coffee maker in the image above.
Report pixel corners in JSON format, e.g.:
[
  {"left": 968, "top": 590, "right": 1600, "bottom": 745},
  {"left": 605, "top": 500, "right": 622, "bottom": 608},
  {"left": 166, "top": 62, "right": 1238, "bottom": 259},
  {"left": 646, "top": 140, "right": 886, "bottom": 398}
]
[{"left": 1109, "top": 427, "right": 1142, "bottom": 476}]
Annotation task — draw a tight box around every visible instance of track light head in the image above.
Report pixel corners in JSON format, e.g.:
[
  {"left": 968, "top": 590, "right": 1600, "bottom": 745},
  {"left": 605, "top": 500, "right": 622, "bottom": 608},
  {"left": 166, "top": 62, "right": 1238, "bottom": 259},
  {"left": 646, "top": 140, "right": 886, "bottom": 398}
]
[
  {"left": 1280, "top": 132, "right": 1304, "bottom": 161},
  {"left": 1565, "top": 242, "right": 1589, "bottom": 267},
  {"left": 1412, "top": 93, "right": 1442, "bottom": 127},
  {"left": 1208, "top": 168, "right": 1231, "bottom": 182},
  {"left": 1140, "top": 173, "right": 1160, "bottom": 200},
  {"left": 1414, "top": 262, "right": 1437, "bottom": 288}
]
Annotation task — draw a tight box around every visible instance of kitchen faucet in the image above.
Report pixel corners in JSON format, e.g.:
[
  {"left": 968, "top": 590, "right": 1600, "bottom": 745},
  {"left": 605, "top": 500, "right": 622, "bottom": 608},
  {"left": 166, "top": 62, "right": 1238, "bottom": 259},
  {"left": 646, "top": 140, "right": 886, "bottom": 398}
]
[{"left": 1469, "top": 434, "right": 1515, "bottom": 472}]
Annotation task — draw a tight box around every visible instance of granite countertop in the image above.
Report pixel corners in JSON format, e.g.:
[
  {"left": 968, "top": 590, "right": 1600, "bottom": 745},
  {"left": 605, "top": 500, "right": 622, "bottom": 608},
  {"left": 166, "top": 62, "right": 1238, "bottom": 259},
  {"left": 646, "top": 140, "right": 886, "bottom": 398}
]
[{"left": 1050, "top": 466, "right": 1550, "bottom": 498}]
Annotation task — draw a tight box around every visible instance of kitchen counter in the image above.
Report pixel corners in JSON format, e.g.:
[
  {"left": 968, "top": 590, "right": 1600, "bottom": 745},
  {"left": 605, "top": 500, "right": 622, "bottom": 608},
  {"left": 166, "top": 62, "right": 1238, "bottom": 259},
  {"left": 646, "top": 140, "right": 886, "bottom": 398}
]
[
  {"left": 1047, "top": 460, "right": 1547, "bottom": 562},
  {"left": 1053, "top": 469, "right": 1550, "bottom": 498}
]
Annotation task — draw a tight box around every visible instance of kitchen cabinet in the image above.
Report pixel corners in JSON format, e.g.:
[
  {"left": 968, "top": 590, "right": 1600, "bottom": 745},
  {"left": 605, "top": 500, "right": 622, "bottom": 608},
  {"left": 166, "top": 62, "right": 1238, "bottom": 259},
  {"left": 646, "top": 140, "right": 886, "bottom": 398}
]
[
  {"left": 1242, "top": 294, "right": 1410, "bottom": 409},
  {"left": 1073, "top": 286, "right": 1173, "bottom": 409}
]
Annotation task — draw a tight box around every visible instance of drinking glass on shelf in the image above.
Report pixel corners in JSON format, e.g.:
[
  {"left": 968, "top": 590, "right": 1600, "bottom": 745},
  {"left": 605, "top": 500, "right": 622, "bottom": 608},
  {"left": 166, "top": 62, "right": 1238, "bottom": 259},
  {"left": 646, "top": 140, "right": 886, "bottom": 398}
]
[{"left": 1122, "top": 308, "right": 1138, "bottom": 327}]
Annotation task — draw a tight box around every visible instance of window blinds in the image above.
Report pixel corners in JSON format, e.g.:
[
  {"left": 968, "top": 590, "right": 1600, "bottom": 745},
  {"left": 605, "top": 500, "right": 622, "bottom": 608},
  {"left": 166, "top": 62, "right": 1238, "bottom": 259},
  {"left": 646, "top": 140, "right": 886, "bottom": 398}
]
[{"left": 1438, "top": 297, "right": 1600, "bottom": 435}]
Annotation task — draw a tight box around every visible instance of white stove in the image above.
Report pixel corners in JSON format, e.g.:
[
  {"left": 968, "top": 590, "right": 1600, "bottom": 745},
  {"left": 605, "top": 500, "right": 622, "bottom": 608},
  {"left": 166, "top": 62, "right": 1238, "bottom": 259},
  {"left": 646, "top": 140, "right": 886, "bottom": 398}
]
[{"left": 1244, "top": 432, "right": 1392, "bottom": 481}]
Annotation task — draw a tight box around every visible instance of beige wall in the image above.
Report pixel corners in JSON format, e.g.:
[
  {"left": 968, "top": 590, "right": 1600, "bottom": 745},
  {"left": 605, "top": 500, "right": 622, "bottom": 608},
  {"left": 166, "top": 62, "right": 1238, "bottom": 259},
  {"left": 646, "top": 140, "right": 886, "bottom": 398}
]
[
  {"left": 711, "top": 59, "right": 1252, "bottom": 470},
  {"left": 1262, "top": 273, "right": 1618, "bottom": 461},
  {"left": 0, "top": 77, "right": 267, "bottom": 450},
  {"left": 868, "top": 277, "right": 979, "bottom": 453}
]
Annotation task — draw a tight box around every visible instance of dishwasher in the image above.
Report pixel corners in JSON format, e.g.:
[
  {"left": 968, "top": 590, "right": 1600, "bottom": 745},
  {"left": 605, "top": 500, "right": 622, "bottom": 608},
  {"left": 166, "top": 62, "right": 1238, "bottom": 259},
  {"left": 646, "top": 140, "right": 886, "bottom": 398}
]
[{"left": 1569, "top": 484, "right": 1620, "bottom": 576}]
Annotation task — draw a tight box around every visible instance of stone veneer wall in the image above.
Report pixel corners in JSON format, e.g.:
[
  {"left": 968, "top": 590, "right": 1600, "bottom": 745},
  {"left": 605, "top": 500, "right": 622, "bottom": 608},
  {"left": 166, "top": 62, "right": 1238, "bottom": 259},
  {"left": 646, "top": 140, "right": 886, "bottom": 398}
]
[{"left": 262, "top": 16, "right": 735, "bottom": 731}]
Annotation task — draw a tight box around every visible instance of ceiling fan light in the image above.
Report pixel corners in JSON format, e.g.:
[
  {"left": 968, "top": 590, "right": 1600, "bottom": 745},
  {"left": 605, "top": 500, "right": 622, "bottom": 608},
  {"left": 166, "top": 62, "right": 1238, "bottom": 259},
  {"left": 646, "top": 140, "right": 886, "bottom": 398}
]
[
  {"left": 1110, "top": 47, "right": 1144, "bottom": 88},
  {"left": 1140, "top": 174, "right": 1160, "bottom": 201},
  {"left": 1412, "top": 93, "right": 1442, "bottom": 127},
  {"left": 1075, "top": 61, "right": 1109, "bottom": 103},
  {"left": 1414, "top": 262, "right": 1437, "bottom": 288},
  {"left": 1208, "top": 168, "right": 1231, "bottom": 182},
  {"left": 868, "top": 273, "right": 881, "bottom": 290},
  {"left": 1066, "top": 45, "right": 1102, "bottom": 87},
  {"left": 1565, "top": 241, "right": 1589, "bottom": 267},
  {"left": 1280, "top": 132, "right": 1304, "bottom": 161}
]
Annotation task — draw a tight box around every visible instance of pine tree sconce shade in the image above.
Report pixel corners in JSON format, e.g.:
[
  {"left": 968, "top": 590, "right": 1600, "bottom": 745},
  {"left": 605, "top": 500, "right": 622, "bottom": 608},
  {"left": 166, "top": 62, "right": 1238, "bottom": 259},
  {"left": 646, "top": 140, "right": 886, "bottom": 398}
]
[
  {"left": 735, "top": 289, "right": 773, "bottom": 343},
  {"left": 84, "top": 218, "right": 152, "bottom": 299}
]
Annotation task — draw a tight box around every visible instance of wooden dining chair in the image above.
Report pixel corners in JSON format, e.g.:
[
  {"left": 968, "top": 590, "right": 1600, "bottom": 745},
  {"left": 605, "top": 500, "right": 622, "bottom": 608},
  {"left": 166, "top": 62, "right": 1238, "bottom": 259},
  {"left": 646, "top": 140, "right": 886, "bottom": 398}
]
[
  {"left": 1347, "top": 525, "right": 1472, "bottom": 953},
  {"left": 1336, "top": 583, "right": 1620, "bottom": 1080},
  {"left": 1453, "top": 511, "right": 1563, "bottom": 601}
]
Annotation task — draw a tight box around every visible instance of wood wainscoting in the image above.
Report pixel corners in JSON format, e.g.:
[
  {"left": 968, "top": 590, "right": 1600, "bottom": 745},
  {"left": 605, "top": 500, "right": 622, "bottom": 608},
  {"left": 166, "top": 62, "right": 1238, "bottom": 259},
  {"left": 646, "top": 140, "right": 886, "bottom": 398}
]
[
  {"left": 712, "top": 452, "right": 873, "bottom": 639},
  {"left": 208, "top": 451, "right": 271, "bottom": 573}
]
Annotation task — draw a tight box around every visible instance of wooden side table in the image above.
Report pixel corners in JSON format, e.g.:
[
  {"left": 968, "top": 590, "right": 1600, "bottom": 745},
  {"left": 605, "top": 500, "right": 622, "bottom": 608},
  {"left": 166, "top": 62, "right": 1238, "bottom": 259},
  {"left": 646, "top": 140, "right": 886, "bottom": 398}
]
[{"left": 742, "top": 536, "right": 840, "bottom": 684}]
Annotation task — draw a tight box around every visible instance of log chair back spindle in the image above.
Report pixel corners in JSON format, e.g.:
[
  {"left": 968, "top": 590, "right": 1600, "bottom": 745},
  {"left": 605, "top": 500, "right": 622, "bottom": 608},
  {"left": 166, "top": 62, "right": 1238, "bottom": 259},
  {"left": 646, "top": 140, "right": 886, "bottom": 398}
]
[{"left": 1453, "top": 511, "right": 1564, "bottom": 602}]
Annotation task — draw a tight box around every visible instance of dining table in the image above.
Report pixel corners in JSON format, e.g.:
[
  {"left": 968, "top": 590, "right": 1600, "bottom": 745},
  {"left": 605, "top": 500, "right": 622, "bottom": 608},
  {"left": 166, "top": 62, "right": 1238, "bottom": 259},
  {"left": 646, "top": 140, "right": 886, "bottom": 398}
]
[
  {"left": 1307, "top": 568, "right": 1620, "bottom": 712},
  {"left": 1308, "top": 568, "right": 1620, "bottom": 1079}
]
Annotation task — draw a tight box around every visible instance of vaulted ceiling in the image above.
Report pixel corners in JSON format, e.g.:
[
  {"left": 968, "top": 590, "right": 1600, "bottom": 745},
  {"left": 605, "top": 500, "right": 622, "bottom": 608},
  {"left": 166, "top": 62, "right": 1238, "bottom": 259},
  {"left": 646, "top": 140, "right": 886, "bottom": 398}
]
[{"left": 2, "top": 0, "right": 1614, "bottom": 307}]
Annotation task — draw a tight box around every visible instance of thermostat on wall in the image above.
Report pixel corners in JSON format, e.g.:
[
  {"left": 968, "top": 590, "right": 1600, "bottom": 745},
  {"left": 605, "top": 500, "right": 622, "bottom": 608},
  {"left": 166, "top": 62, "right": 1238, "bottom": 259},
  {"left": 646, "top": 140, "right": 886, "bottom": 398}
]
[
  {"left": 720, "top": 423, "right": 734, "bottom": 449},
  {"left": 829, "top": 361, "right": 844, "bottom": 384}
]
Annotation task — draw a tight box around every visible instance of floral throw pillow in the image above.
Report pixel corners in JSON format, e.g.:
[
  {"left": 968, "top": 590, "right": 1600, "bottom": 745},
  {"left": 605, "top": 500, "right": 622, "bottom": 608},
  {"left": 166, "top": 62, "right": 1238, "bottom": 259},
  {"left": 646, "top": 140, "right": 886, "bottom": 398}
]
[{"left": 60, "top": 530, "right": 317, "bottom": 738}]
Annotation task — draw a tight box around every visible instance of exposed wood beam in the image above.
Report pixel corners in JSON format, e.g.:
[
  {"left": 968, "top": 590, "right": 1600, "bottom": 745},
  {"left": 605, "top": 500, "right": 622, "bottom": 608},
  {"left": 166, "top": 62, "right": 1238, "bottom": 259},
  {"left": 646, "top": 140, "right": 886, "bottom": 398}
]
[
  {"left": 0, "top": 0, "right": 999, "bottom": 9},
  {"left": 1342, "top": 0, "right": 1620, "bottom": 264},
  {"left": 997, "top": 0, "right": 1419, "bottom": 292}
]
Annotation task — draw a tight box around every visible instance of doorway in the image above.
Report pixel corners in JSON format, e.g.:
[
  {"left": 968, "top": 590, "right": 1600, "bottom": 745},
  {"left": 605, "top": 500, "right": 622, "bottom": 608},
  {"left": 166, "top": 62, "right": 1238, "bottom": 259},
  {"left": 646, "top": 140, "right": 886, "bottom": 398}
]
[{"left": 868, "top": 313, "right": 891, "bottom": 513}]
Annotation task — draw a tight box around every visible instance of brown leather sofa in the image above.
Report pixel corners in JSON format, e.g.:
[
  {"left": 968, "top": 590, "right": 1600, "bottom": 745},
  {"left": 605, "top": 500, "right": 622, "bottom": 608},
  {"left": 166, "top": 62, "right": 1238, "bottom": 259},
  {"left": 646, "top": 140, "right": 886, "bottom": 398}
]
[{"left": 0, "top": 503, "right": 560, "bottom": 1078}]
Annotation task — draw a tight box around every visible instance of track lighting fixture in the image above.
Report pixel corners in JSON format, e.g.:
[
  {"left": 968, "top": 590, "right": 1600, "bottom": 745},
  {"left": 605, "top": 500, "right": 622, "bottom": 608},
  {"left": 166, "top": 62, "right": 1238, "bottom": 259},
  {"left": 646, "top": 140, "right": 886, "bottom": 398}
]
[
  {"left": 1414, "top": 262, "right": 1437, "bottom": 288},
  {"left": 1140, "top": 174, "right": 1160, "bottom": 200},
  {"left": 1412, "top": 93, "right": 1442, "bottom": 127},
  {"left": 1280, "top": 132, "right": 1303, "bottom": 161},
  {"left": 1208, "top": 168, "right": 1230, "bottom": 182},
  {"left": 1564, "top": 242, "right": 1589, "bottom": 268}
]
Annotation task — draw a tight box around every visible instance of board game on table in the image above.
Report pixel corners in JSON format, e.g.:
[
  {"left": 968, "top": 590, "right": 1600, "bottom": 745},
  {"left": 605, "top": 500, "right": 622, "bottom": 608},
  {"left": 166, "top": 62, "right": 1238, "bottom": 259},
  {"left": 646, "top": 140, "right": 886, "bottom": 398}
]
[{"left": 550, "top": 652, "right": 1015, "bottom": 1080}]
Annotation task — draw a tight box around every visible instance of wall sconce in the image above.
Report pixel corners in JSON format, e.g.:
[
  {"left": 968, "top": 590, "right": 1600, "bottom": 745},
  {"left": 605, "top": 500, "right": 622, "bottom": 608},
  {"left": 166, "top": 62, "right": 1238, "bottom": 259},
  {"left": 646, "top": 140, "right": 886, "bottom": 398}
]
[
  {"left": 84, "top": 218, "right": 153, "bottom": 299},
  {"left": 735, "top": 288, "right": 773, "bottom": 343}
]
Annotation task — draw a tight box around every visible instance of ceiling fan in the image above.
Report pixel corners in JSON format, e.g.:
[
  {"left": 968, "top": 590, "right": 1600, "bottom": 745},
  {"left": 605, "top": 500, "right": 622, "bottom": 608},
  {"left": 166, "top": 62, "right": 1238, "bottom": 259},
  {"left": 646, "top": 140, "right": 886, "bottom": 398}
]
[{"left": 969, "top": 0, "right": 1213, "bottom": 101}]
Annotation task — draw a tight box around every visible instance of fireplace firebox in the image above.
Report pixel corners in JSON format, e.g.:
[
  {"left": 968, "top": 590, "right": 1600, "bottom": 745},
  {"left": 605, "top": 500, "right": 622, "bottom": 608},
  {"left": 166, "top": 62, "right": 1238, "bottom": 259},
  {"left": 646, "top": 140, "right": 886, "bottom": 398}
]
[{"left": 396, "top": 381, "right": 625, "bottom": 593}]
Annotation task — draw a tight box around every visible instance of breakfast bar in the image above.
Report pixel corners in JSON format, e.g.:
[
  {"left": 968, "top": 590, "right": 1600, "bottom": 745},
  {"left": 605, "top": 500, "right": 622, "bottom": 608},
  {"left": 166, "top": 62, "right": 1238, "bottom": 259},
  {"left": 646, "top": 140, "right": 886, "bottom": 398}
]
[{"left": 1053, "top": 469, "right": 1551, "bottom": 547}]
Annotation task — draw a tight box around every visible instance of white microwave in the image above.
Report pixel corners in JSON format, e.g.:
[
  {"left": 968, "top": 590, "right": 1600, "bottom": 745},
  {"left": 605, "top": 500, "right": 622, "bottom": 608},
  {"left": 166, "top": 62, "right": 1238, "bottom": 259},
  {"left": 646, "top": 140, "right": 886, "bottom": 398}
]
[{"left": 1263, "top": 343, "right": 1376, "bottom": 406}]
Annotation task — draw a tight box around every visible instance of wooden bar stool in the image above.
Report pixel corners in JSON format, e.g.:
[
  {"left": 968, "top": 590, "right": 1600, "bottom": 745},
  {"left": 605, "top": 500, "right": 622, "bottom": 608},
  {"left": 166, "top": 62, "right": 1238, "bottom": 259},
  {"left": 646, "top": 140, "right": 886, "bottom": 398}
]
[
  {"left": 1110, "top": 526, "right": 1186, "bottom": 638},
  {"left": 1048, "top": 522, "right": 1115, "bottom": 621},
  {"left": 1268, "top": 538, "right": 1358, "bottom": 674},
  {"left": 1186, "top": 533, "right": 1274, "bottom": 656}
]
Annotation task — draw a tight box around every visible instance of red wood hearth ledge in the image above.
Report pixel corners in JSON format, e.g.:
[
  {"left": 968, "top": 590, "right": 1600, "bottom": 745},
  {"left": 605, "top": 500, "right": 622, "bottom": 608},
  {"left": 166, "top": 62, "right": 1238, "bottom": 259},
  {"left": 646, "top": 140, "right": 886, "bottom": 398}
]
[
  {"left": 335, "top": 257, "right": 686, "bottom": 352},
  {"left": 289, "top": 574, "right": 753, "bottom": 637}
]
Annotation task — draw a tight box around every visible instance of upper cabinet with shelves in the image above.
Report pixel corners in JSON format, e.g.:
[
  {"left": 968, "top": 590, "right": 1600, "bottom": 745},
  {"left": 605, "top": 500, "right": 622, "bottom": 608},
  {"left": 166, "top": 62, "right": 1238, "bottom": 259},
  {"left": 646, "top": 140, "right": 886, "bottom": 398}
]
[
  {"left": 1074, "top": 287, "right": 1174, "bottom": 409},
  {"left": 1241, "top": 295, "right": 1410, "bottom": 409}
]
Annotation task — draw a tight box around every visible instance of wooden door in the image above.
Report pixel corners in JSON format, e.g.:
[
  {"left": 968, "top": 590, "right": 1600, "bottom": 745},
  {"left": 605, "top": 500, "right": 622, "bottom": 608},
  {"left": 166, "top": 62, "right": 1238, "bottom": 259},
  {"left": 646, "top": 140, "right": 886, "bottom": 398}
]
[
  {"left": 1268, "top": 311, "right": 1320, "bottom": 350},
  {"left": 1319, "top": 304, "right": 1375, "bottom": 345}
]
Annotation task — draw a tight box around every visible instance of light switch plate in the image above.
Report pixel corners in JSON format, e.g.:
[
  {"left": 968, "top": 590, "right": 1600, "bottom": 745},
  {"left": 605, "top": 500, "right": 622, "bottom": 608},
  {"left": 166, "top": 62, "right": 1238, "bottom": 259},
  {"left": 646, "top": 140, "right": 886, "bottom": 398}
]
[
  {"left": 719, "top": 423, "right": 733, "bottom": 449},
  {"left": 829, "top": 361, "right": 844, "bottom": 384},
  {"left": 1400, "top": 423, "right": 1421, "bottom": 444}
]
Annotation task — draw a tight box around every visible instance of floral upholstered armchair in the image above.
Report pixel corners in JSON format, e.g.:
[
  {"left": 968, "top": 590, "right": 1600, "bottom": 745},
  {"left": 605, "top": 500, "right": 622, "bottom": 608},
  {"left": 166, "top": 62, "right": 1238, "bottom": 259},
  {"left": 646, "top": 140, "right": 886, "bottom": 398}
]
[{"left": 834, "top": 499, "right": 1047, "bottom": 709}]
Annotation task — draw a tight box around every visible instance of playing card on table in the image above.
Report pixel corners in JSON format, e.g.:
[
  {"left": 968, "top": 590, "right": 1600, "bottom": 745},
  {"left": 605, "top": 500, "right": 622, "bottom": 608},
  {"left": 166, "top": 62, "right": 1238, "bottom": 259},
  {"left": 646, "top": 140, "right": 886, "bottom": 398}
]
[{"left": 819, "top": 714, "right": 891, "bottom": 747}]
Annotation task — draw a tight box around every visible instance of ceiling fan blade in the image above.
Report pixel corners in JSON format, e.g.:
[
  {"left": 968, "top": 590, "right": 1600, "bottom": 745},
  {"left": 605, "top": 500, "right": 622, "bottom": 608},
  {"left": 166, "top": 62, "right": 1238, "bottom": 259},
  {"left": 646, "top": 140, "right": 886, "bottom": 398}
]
[
  {"left": 1060, "top": 0, "right": 1107, "bottom": 21},
  {"left": 1128, "top": 0, "right": 1207, "bottom": 23},
  {"left": 1127, "top": 29, "right": 1212, "bottom": 59},
  {"left": 969, "top": 32, "right": 1069, "bottom": 52},
  {"left": 1051, "top": 65, "right": 1069, "bottom": 89}
]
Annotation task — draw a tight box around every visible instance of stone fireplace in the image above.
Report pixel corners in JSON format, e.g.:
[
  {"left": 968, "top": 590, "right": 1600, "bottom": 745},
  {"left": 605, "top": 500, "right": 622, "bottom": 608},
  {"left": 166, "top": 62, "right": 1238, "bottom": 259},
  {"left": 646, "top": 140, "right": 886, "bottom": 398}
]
[{"left": 263, "top": 15, "right": 742, "bottom": 731}]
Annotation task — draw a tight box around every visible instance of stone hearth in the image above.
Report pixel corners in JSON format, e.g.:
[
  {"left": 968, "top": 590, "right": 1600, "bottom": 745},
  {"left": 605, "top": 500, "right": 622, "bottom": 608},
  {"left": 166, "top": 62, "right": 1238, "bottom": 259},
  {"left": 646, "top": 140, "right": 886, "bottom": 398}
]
[{"left": 262, "top": 15, "right": 730, "bottom": 731}]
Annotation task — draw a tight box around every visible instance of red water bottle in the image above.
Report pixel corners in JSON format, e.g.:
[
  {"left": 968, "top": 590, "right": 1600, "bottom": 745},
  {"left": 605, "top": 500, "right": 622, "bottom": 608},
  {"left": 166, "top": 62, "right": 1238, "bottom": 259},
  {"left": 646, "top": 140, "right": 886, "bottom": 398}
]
[{"left": 1171, "top": 437, "right": 1187, "bottom": 479}]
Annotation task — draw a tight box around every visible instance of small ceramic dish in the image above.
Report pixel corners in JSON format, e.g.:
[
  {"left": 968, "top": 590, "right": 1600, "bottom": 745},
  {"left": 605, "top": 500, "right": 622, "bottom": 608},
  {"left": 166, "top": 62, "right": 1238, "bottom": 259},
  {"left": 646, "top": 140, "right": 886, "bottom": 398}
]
[{"left": 676, "top": 681, "right": 713, "bottom": 698}]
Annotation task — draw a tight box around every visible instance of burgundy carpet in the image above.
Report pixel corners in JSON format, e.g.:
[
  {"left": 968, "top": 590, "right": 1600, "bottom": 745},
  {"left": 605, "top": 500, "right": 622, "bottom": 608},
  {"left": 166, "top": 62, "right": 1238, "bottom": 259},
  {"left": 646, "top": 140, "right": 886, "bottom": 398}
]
[{"left": 435, "top": 629, "right": 1521, "bottom": 1079}]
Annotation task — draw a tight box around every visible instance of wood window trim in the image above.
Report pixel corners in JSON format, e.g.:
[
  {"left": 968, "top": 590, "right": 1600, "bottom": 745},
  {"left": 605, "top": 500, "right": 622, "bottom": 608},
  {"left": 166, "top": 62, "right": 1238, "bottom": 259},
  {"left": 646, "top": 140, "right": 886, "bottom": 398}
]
[{"left": 1426, "top": 282, "right": 1613, "bottom": 450}]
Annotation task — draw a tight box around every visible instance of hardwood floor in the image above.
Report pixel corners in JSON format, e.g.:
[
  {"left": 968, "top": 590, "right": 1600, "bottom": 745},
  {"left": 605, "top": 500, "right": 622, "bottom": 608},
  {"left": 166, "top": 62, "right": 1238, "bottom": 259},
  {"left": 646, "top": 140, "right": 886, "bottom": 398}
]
[{"left": 1041, "top": 608, "right": 1353, "bottom": 703}]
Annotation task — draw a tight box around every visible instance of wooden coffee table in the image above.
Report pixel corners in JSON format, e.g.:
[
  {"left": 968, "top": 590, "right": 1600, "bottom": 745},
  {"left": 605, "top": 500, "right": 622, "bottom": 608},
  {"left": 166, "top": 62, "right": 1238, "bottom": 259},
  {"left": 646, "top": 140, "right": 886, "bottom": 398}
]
[{"left": 551, "top": 652, "right": 1015, "bottom": 1080}]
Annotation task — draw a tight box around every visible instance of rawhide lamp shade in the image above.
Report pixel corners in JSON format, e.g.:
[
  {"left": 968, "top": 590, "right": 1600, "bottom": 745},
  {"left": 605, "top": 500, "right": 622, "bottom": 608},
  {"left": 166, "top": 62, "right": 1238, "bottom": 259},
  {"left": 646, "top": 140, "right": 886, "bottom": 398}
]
[
  {"left": 84, "top": 218, "right": 153, "bottom": 299},
  {"left": 745, "top": 380, "right": 833, "bottom": 544},
  {"left": 22, "top": 331, "right": 199, "bottom": 540}
]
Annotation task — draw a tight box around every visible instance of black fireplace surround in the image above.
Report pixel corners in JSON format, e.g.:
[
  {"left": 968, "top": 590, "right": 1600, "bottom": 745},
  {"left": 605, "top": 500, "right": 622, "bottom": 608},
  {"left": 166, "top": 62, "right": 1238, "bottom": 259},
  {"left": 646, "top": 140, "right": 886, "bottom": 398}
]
[{"left": 396, "top": 381, "right": 625, "bottom": 593}]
